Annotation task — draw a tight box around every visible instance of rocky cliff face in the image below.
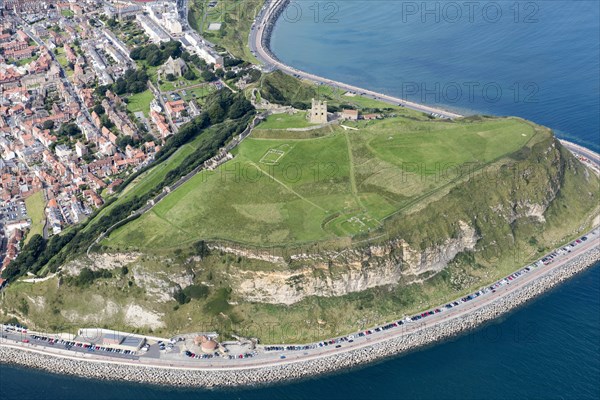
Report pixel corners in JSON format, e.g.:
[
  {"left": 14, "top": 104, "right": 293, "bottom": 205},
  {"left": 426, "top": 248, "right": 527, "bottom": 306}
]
[
  {"left": 228, "top": 138, "right": 598, "bottom": 305},
  {"left": 231, "top": 221, "right": 479, "bottom": 305}
]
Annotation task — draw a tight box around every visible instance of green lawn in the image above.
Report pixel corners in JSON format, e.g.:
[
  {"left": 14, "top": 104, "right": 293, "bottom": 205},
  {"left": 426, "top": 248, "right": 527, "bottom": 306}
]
[
  {"left": 255, "top": 112, "right": 314, "bottom": 130},
  {"left": 159, "top": 68, "right": 205, "bottom": 92},
  {"left": 126, "top": 90, "right": 154, "bottom": 117},
  {"left": 107, "top": 116, "right": 539, "bottom": 251},
  {"left": 81, "top": 127, "right": 217, "bottom": 237},
  {"left": 13, "top": 56, "right": 36, "bottom": 67},
  {"left": 54, "top": 48, "right": 68, "bottom": 68},
  {"left": 61, "top": 9, "right": 74, "bottom": 18},
  {"left": 182, "top": 84, "right": 216, "bottom": 103},
  {"left": 191, "top": 0, "right": 262, "bottom": 61},
  {"left": 24, "top": 191, "right": 45, "bottom": 244}
]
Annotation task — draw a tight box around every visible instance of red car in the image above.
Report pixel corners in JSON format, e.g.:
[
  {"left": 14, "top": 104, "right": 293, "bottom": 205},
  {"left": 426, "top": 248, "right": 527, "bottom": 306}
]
[{"left": 22, "top": 339, "right": 30, "bottom": 343}]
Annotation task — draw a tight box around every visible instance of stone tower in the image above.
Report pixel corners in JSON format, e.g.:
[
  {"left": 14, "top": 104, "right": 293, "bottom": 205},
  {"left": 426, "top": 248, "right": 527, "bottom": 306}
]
[{"left": 309, "top": 98, "right": 328, "bottom": 124}]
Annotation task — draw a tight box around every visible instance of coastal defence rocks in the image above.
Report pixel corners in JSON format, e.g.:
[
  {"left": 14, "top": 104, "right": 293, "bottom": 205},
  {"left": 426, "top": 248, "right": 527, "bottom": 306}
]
[{"left": 1, "top": 248, "right": 598, "bottom": 388}]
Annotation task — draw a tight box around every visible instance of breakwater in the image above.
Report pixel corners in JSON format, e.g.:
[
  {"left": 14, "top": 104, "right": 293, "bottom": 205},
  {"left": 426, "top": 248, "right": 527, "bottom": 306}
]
[{"left": 1, "top": 247, "right": 598, "bottom": 388}]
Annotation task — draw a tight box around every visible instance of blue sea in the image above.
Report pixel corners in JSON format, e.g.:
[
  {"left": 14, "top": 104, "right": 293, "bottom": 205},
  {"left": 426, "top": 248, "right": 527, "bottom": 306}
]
[
  {"left": 271, "top": 0, "right": 600, "bottom": 152},
  {"left": 1, "top": 263, "right": 599, "bottom": 399},
  {"left": 2, "top": 1, "right": 599, "bottom": 398}
]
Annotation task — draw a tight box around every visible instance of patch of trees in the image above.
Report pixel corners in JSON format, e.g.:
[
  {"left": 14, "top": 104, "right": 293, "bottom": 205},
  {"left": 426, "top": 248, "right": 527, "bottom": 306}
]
[
  {"left": 194, "top": 240, "right": 210, "bottom": 257},
  {"left": 201, "top": 70, "right": 217, "bottom": 82},
  {"left": 223, "top": 57, "right": 245, "bottom": 68},
  {"left": 116, "top": 135, "right": 138, "bottom": 151},
  {"left": 130, "top": 41, "right": 182, "bottom": 67},
  {"left": 2, "top": 90, "right": 256, "bottom": 282},
  {"left": 57, "top": 123, "right": 81, "bottom": 137},
  {"left": 93, "top": 104, "right": 105, "bottom": 115},
  {"left": 65, "top": 267, "right": 113, "bottom": 287},
  {"left": 96, "top": 69, "right": 149, "bottom": 96},
  {"left": 183, "top": 69, "right": 196, "bottom": 81},
  {"left": 173, "top": 284, "right": 210, "bottom": 304},
  {"left": 182, "top": 51, "right": 207, "bottom": 70},
  {"left": 1, "top": 231, "right": 76, "bottom": 281}
]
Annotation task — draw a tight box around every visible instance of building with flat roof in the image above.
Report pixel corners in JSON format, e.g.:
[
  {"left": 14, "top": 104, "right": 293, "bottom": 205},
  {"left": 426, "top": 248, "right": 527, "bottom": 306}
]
[
  {"left": 136, "top": 14, "right": 170, "bottom": 43},
  {"left": 77, "top": 328, "right": 147, "bottom": 352}
]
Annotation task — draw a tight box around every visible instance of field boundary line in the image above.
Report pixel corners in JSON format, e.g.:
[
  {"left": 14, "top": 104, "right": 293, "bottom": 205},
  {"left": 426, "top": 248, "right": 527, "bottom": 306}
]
[{"left": 248, "top": 161, "right": 326, "bottom": 212}]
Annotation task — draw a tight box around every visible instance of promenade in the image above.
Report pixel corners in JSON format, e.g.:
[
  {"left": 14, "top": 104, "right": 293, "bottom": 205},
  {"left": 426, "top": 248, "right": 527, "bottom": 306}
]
[
  {"left": 2, "top": 227, "right": 598, "bottom": 386},
  {"left": 249, "top": 0, "right": 463, "bottom": 119}
]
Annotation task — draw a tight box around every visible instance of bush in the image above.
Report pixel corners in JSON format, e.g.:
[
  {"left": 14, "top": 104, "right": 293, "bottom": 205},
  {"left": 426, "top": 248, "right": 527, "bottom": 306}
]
[
  {"left": 183, "top": 284, "right": 209, "bottom": 299},
  {"left": 183, "top": 69, "right": 196, "bottom": 81}
]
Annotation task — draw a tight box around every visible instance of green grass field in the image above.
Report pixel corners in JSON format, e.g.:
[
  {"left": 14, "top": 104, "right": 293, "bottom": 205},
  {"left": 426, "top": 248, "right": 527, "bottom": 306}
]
[
  {"left": 24, "top": 191, "right": 45, "bottom": 244},
  {"left": 255, "top": 112, "right": 314, "bottom": 130},
  {"left": 106, "top": 116, "right": 538, "bottom": 251},
  {"left": 126, "top": 90, "right": 154, "bottom": 117},
  {"left": 159, "top": 68, "right": 205, "bottom": 92},
  {"left": 194, "top": 0, "right": 262, "bottom": 61}
]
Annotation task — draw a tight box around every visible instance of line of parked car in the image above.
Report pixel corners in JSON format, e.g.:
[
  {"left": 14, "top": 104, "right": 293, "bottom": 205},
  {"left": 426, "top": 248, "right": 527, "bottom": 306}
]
[
  {"left": 27, "top": 334, "right": 135, "bottom": 355},
  {"left": 183, "top": 350, "right": 258, "bottom": 360},
  {"left": 263, "top": 231, "right": 597, "bottom": 354}
]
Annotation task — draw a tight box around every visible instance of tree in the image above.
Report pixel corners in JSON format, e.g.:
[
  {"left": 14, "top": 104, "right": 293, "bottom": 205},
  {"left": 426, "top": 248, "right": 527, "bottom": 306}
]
[
  {"left": 113, "top": 79, "right": 127, "bottom": 95},
  {"left": 42, "top": 120, "right": 55, "bottom": 130},
  {"left": 130, "top": 47, "right": 142, "bottom": 60},
  {"left": 58, "top": 123, "right": 81, "bottom": 137},
  {"left": 215, "top": 68, "right": 225, "bottom": 78},
  {"left": 166, "top": 73, "right": 176, "bottom": 82},
  {"left": 201, "top": 70, "right": 216, "bottom": 82},
  {"left": 127, "top": 81, "right": 146, "bottom": 94},
  {"left": 183, "top": 69, "right": 196, "bottom": 81},
  {"left": 93, "top": 104, "right": 105, "bottom": 115},
  {"left": 116, "top": 135, "right": 134, "bottom": 150},
  {"left": 207, "top": 103, "right": 225, "bottom": 124},
  {"left": 147, "top": 52, "right": 162, "bottom": 67}
]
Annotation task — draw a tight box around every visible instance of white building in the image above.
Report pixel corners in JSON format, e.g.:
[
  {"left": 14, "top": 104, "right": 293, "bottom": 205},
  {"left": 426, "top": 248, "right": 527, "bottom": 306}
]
[{"left": 136, "top": 15, "right": 170, "bottom": 43}]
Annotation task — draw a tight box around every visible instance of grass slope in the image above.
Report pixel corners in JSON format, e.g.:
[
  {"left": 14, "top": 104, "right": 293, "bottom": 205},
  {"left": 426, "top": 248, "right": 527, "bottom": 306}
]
[
  {"left": 24, "top": 191, "right": 45, "bottom": 244},
  {"left": 126, "top": 90, "right": 154, "bottom": 117},
  {"left": 106, "top": 116, "right": 537, "bottom": 251}
]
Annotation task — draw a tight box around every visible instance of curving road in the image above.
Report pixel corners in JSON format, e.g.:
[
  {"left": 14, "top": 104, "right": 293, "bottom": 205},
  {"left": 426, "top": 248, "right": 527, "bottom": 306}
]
[
  {"left": 5, "top": 226, "right": 599, "bottom": 372},
  {"left": 249, "top": 0, "right": 463, "bottom": 119}
]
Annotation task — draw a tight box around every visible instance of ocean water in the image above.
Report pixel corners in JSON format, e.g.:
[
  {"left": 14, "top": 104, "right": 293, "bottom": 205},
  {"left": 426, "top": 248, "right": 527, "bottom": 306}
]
[
  {"left": 2, "top": 1, "right": 599, "bottom": 399},
  {"left": 1, "top": 263, "right": 599, "bottom": 400},
  {"left": 270, "top": 0, "right": 600, "bottom": 152}
]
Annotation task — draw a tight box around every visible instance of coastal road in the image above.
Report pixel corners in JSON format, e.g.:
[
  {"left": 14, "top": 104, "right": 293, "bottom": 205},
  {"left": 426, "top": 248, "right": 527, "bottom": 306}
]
[
  {"left": 249, "top": 0, "right": 463, "bottom": 119},
  {"left": 560, "top": 140, "right": 600, "bottom": 168},
  {"left": 5, "top": 226, "right": 598, "bottom": 372}
]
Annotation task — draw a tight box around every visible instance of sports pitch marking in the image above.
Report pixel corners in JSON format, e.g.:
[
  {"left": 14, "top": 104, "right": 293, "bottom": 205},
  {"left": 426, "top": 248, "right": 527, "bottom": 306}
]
[{"left": 259, "top": 144, "right": 293, "bottom": 165}]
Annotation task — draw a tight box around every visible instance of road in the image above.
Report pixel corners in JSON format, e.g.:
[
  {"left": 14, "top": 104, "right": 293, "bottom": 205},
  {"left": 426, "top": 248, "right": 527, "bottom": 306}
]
[
  {"left": 249, "top": 0, "right": 463, "bottom": 119},
  {"left": 560, "top": 140, "right": 600, "bottom": 167},
  {"left": 3, "top": 226, "right": 599, "bottom": 371},
  {"left": 20, "top": 26, "right": 100, "bottom": 138}
]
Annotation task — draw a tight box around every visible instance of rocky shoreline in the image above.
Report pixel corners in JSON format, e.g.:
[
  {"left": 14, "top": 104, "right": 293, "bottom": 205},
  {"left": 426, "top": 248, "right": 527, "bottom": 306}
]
[{"left": 1, "top": 247, "right": 598, "bottom": 388}]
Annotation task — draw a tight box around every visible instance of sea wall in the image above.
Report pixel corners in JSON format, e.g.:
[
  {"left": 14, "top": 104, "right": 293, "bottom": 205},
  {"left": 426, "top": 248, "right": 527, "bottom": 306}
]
[
  {"left": 260, "top": 0, "right": 291, "bottom": 62},
  {"left": 1, "top": 247, "right": 598, "bottom": 388}
]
